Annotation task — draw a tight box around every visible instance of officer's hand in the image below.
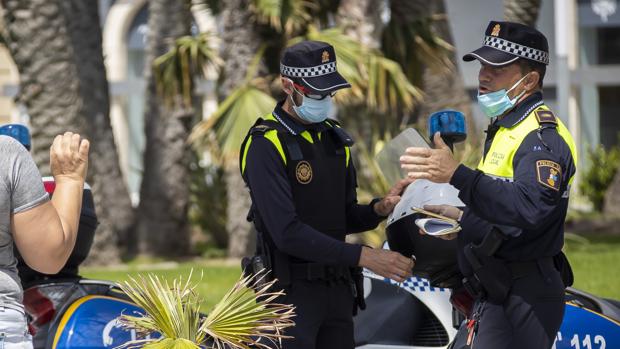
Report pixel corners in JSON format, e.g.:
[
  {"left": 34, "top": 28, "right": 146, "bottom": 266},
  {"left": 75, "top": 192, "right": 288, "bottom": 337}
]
[
  {"left": 358, "top": 246, "right": 414, "bottom": 283},
  {"left": 423, "top": 204, "right": 463, "bottom": 220},
  {"left": 374, "top": 178, "right": 414, "bottom": 217},
  {"left": 418, "top": 204, "right": 462, "bottom": 241},
  {"left": 400, "top": 133, "right": 459, "bottom": 183}
]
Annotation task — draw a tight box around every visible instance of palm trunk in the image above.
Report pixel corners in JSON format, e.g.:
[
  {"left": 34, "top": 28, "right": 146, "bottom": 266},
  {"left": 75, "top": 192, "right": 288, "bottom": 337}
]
[
  {"left": 135, "top": 0, "right": 193, "bottom": 257},
  {"left": 503, "top": 0, "right": 542, "bottom": 26},
  {"left": 2, "top": 0, "right": 133, "bottom": 265},
  {"left": 337, "top": 0, "right": 382, "bottom": 48},
  {"left": 220, "top": 0, "right": 262, "bottom": 258}
]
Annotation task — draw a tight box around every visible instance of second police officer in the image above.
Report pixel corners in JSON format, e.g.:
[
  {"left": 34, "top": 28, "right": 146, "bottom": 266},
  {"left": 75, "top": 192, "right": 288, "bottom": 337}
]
[
  {"left": 240, "top": 41, "right": 415, "bottom": 349},
  {"left": 400, "top": 21, "right": 577, "bottom": 349}
]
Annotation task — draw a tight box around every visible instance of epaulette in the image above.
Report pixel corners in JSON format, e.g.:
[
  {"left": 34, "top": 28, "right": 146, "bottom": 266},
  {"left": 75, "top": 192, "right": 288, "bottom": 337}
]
[
  {"left": 534, "top": 108, "right": 558, "bottom": 126},
  {"left": 249, "top": 124, "right": 271, "bottom": 135},
  {"left": 325, "top": 118, "right": 354, "bottom": 147},
  {"left": 325, "top": 118, "right": 341, "bottom": 128},
  {"left": 249, "top": 119, "right": 284, "bottom": 136}
]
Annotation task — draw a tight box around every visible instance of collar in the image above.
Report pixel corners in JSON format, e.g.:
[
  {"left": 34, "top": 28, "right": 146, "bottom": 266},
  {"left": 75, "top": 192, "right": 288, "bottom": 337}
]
[
  {"left": 272, "top": 100, "right": 331, "bottom": 135},
  {"left": 495, "top": 91, "right": 544, "bottom": 128}
]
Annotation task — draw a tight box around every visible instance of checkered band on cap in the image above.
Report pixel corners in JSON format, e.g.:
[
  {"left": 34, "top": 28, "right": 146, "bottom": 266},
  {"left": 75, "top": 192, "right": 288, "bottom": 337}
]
[
  {"left": 280, "top": 61, "right": 337, "bottom": 78},
  {"left": 484, "top": 36, "right": 549, "bottom": 65}
]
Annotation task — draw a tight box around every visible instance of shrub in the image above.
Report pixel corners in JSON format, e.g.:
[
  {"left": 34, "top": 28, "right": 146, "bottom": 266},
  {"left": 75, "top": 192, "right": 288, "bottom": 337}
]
[{"left": 580, "top": 144, "right": 620, "bottom": 212}]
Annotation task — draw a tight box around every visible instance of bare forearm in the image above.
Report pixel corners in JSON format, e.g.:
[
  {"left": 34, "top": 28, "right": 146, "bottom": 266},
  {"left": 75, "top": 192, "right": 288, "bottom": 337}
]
[{"left": 49, "top": 177, "right": 84, "bottom": 261}]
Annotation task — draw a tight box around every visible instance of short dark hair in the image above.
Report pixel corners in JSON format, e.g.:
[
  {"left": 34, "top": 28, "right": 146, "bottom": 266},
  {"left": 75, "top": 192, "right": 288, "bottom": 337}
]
[{"left": 517, "top": 58, "right": 546, "bottom": 88}]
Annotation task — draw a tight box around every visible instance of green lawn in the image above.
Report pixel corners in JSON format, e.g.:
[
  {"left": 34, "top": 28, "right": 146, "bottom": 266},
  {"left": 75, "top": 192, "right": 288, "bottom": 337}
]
[
  {"left": 81, "top": 234, "right": 620, "bottom": 313},
  {"left": 564, "top": 234, "right": 620, "bottom": 300},
  {"left": 82, "top": 259, "right": 242, "bottom": 312}
]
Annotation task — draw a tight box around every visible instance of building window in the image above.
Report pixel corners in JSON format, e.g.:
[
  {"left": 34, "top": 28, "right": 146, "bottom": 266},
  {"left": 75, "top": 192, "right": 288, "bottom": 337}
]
[
  {"left": 599, "top": 86, "right": 620, "bottom": 148},
  {"left": 597, "top": 27, "right": 620, "bottom": 65}
]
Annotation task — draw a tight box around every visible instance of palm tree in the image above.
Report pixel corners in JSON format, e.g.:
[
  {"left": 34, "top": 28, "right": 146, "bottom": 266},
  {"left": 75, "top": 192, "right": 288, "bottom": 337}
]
[
  {"left": 504, "top": 0, "right": 542, "bottom": 26},
  {"left": 135, "top": 0, "right": 194, "bottom": 257},
  {"left": 1, "top": 0, "right": 133, "bottom": 264},
  {"left": 218, "top": 0, "right": 267, "bottom": 259}
]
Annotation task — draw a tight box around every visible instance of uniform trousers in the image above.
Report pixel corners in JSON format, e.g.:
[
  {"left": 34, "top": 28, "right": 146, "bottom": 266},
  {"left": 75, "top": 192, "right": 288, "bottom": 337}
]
[
  {"left": 452, "top": 262, "right": 565, "bottom": 349},
  {"left": 266, "top": 278, "right": 355, "bottom": 349}
]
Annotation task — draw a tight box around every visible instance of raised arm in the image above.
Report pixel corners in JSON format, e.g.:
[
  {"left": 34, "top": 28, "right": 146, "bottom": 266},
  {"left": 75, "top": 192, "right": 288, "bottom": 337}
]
[{"left": 12, "top": 132, "right": 89, "bottom": 274}]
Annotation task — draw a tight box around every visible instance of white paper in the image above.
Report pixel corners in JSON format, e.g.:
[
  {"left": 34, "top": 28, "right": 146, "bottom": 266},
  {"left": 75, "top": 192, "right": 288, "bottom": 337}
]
[
  {"left": 415, "top": 218, "right": 460, "bottom": 236},
  {"left": 387, "top": 179, "right": 464, "bottom": 227}
]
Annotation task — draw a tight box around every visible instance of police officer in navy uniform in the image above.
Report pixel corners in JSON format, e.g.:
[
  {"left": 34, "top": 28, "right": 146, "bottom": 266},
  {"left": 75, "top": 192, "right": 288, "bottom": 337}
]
[
  {"left": 240, "top": 40, "right": 415, "bottom": 349},
  {"left": 400, "top": 21, "right": 577, "bottom": 349}
]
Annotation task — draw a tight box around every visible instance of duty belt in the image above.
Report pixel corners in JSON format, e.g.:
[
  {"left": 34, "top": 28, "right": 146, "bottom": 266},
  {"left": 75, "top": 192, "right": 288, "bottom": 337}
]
[
  {"left": 507, "top": 256, "right": 555, "bottom": 279},
  {"left": 290, "top": 263, "right": 351, "bottom": 281},
  {"left": 462, "top": 256, "right": 556, "bottom": 299}
]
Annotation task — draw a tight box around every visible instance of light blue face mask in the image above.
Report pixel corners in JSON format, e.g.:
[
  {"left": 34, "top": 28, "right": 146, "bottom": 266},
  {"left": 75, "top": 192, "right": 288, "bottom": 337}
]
[
  {"left": 291, "top": 88, "right": 333, "bottom": 123},
  {"left": 477, "top": 74, "right": 529, "bottom": 118}
]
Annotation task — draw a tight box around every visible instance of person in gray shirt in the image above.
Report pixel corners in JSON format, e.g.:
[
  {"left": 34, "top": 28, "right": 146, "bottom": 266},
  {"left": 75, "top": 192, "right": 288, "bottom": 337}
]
[{"left": 1, "top": 132, "right": 89, "bottom": 348}]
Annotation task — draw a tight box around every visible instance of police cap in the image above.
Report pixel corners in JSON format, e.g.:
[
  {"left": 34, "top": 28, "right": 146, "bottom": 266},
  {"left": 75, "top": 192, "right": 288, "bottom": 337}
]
[
  {"left": 463, "top": 21, "right": 549, "bottom": 66},
  {"left": 280, "top": 40, "right": 351, "bottom": 94}
]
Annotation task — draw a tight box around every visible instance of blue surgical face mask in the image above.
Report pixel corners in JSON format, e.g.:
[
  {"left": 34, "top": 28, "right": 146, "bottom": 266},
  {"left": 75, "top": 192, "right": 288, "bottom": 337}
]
[
  {"left": 290, "top": 88, "right": 332, "bottom": 123},
  {"left": 477, "top": 74, "right": 529, "bottom": 118}
]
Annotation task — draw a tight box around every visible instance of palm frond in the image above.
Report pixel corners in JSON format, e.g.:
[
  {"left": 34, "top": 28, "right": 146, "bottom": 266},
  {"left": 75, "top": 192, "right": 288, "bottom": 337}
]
[
  {"left": 381, "top": 12, "right": 453, "bottom": 86},
  {"left": 189, "top": 81, "right": 276, "bottom": 162},
  {"left": 201, "top": 270, "right": 296, "bottom": 349},
  {"left": 116, "top": 271, "right": 206, "bottom": 349},
  {"left": 250, "top": 0, "right": 313, "bottom": 35},
  {"left": 116, "top": 270, "right": 295, "bottom": 349},
  {"left": 189, "top": 45, "right": 275, "bottom": 162},
  {"left": 301, "top": 26, "right": 421, "bottom": 115},
  {"left": 154, "top": 32, "right": 222, "bottom": 109}
]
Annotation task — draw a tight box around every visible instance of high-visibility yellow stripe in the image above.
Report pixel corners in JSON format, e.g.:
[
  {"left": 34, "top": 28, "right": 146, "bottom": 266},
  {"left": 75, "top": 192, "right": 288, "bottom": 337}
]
[
  {"left": 264, "top": 130, "right": 287, "bottom": 165},
  {"left": 478, "top": 105, "right": 577, "bottom": 184},
  {"left": 240, "top": 130, "right": 287, "bottom": 175},
  {"left": 300, "top": 130, "right": 314, "bottom": 144},
  {"left": 242, "top": 114, "right": 353, "bottom": 173},
  {"left": 241, "top": 136, "right": 252, "bottom": 174}
]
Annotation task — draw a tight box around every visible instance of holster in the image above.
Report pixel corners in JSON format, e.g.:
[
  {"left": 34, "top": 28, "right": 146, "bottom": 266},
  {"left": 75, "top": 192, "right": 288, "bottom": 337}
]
[
  {"left": 243, "top": 207, "right": 291, "bottom": 287},
  {"left": 463, "top": 227, "right": 512, "bottom": 304},
  {"left": 350, "top": 266, "right": 366, "bottom": 315},
  {"left": 241, "top": 254, "right": 273, "bottom": 288},
  {"left": 553, "top": 251, "right": 574, "bottom": 287}
]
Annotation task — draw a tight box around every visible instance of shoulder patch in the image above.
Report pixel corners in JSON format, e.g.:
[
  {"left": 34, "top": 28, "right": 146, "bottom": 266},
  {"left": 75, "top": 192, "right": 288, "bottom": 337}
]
[
  {"left": 534, "top": 109, "right": 557, "bottom": 126},
  {"left": 536, "top": 160, "right": 562, "bottom": 191}
]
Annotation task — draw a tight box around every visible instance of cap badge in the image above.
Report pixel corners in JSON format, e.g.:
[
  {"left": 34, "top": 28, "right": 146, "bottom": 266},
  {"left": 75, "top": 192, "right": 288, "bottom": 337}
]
[
  {"left": 321, "top": 50, "right": 330, "bottom": 63},
  {"left": 491, "top": 24, "right": 501, "bottom": 37},
  {"left": 296, "top": 161, "right": 313, "bottom": 184}
]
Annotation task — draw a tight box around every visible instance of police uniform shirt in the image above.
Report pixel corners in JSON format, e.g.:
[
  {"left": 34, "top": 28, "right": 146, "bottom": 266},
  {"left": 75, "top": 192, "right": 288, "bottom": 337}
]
[
  {"left": 449, "top": 92, "right": 577, "bottom": 263},
  {"left": 243, "top": 101, "right": 384, "bottom": 266}
]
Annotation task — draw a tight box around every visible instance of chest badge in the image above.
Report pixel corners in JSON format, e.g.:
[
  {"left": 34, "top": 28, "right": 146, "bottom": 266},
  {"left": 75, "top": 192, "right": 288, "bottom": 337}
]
[{"left": 296, "top": 161, "right": 313, "bottom": 184}]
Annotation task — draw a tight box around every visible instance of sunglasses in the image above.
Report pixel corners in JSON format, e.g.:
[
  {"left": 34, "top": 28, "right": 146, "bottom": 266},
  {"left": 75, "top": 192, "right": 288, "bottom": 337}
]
[{"left": 292, "top": 83, "right": 336, "bottom": 101}]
